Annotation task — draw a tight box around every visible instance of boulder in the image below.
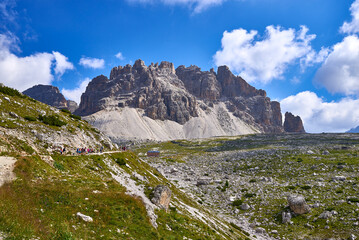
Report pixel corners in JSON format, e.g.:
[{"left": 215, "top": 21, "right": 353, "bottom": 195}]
[
  {"left": 151, "top": 185, "right": 172, "bottom": 211},
  {"left": 287, "top": 195, "right": 310, "bottom": 214},
  {"left": 282, "top": 212, "right": 292, "bottom": 224},
  {"left": 76, "top": 212, "right": 93, "bottom": 222}
]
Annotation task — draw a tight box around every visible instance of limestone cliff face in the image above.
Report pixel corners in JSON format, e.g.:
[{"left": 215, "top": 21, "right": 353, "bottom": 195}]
[
  {"left": 76, "top": 60, "right": 197, "bottom": 124},
  {"left": 175, "top": 64, "right": 282, "bottom": 133},
  {"left": 23, "top": 85, "right": 78, "bottom": 112},
  {"left": 284, "top": 112, "right": 306, "bottom": 133},
  {"left": 76, "top": 59, "right": 286, "bottom": 136}
]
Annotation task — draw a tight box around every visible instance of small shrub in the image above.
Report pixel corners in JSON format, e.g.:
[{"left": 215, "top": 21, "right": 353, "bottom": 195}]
[
  {"left": 241, "top": 188, "right": 248, "bottom": 192},
  {"left": 70, "top": 114, "right": 81, "bottom": 120},
  {"left": 297, "top": 158, "right": 303, "bottom": 162},
  {"left": 115, "top": 158, "right": 126, "bottom": 166},
  {"left": 348, "top": 197, "right": 359, "bottom": 203},
  {"left": 301, "top": 185, "right": 312, "bottom": 190},
  {"left": 21, "top": 143, "right": 34, "bottom": 154},
  {"left": 249, "top": 179, "right": 256, "bottom": 183},
  {"left": 326, "top": 207, "right": 335, "bottom": 211},
  {"left": 24, "top": 116, "right": 37, "bottom": 121},
  {"left": 38, "top": 114, "right": 66, "bottom": 127},
  {"left": 244, "top": 193, "right": 256, "bottom": 198},
  {"left": 61, "top": 109, "right": 71, "bottom": 114},
  {"left": 287, "top": 186, "right": 296, "bottom": 190},
  {"left": 232, "top": 199, "right": 243, "bottom": 207},
  {"left": 54, "top": 161, "right": 65, "bottom": 171},
  {"left": 336, "top": 189, "right": 343, "bottom": 194}
]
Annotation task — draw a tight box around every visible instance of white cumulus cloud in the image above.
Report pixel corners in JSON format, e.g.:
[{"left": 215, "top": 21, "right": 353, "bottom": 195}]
[
  {"left": 52, "top": 51, "right": 74, "bottom": 76},
  {"left": 61, "top": 78, "right": 91, "bottom": 104},
  {"left": 79, "top": 57, "right": 105, "bottom": 69},
  {"left": 213, "top": 25, "right": 323, "bottom": 83},
  {"left": 314, "top": 35, "right": 359, "bottom": 96},
  {"left": 0, "top": 33, "right": 74, "bottom": 91},
  {"left": 341, "top": 0, "right": 359, "bottom": 34},
  {"left": 115, "top": 51, "right": 125, "bottom": 60},
  {"left": 280, "top": 91, "right": 359, "bottom": 133},
  {"left": 127, "top": 0, "right": 226, "bottom": 13}
]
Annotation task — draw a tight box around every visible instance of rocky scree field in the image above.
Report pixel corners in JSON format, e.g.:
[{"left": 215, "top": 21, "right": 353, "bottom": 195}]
[
  {"left": 135, "top": 133, "right": 359, "bottom": 240},
  {"left": 0, "top": 85, "right": 252, "bottom": 240}
]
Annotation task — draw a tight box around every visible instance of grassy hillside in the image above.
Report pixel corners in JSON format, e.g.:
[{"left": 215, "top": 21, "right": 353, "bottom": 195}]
[{"left": 0, "top": 85, "right": 250, "bottom": 239}]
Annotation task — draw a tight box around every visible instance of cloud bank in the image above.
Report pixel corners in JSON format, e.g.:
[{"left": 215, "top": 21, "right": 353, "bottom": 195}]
[
  {"left": 0, "top": 33, "right": 74, "bottom": 91},
  {"left": 213, "top": 25, "right": 326, "bottom": 83}
]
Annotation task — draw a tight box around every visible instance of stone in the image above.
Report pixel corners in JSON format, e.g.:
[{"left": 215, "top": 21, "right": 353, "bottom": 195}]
[
  {"left": 283, "top": 112, "right": 305, "bottom": 133},
  {"left": 240, "top": 203, "right": 250, "bottom": 210},
  {"left": 76, "top": 212, "right": 93, "bottom": 222},
  {"left": 319, "top": 211, "right": 332, "bottom": 219},
  {"left": 4, "top": 97, "right": 10, "bottom": 102},
  {"left": 196, "top": 177, "right": 211, "bottom": 186},
  {"left": 9, "top": 112, "right": 19, "bottom": 118},
  {"left": 282, "top": 212, "right": 292, "bottom": 224},
  {"left": 332, "top": 176, "right": 346, "bottom": 181},
  {"left": 151, "top": 185, "right": 172, "bottom": 211},
  {"left": 255, "top": 227, "right": 266, "bottom": 234},
  {"left": 287, "top": 195, "right": 311, "bottom": 214}
]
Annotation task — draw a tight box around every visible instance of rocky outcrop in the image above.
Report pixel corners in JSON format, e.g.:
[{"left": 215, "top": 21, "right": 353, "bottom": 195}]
[
  {"left": 284, "top": 112, "right": 305, "bottom": 133},
  {"left": 287, "top": 195, "right": 310, "bottom": 214},
  {"left": 76, "top": 60, "right": 197, "bottom": 124},
  {"left": 23, "top": 85, "right": 78, "bottom": 112},
  {"left": 151, "top": 185, "right": 171, "bottom": 211}
]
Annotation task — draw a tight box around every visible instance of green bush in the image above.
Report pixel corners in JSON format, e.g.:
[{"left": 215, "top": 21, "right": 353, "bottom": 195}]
[
  {"left": 61, "top": 109, "right": 71, "bottom": 114},
  {"left": 232, "top": 199, "right": 243, "bottom": 207},
  {"left": 24, "top": 116, "right": 37, "bottom": 121},
  {"left": 244, "top": 193, "right": 256, "bottom": 198},
  {"left": 70, "top": 114, "right": 81, "bottom": 120},
  {"left": 348, "top": 197, "right": 359, "bottom": 202},
  {"left": 115, "top": 158, "right": 126, "bottom": 166},
  {"left": 0, "top": 85, "right": 25, "bottom": 98},
  {"left": 301, "top": 185, "right": 312, "bottom": 190},
  {"left": 38, "top": 114, "right": 66, "bottom": 127},
  {"left": 54, "top": 161, "right": 65, "bottom": 171},
  {"left": 249, "top": 179, "right": 257, "bottom": 183}
]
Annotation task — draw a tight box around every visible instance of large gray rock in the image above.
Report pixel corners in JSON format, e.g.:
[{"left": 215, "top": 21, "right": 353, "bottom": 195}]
[
  {"left": 151, "top": 185, "right": 172, "bottom": 211},
  {"left": 287, "top": 195, "right": 311, "bottom": 214},
  {"left": 284, "top": 112, "right": 305, "bottom": 133}
]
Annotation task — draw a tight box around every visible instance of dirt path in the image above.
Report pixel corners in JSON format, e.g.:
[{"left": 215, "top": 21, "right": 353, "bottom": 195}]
[{"left": 0, "top": 156, "right": 17, "bottom": 187}]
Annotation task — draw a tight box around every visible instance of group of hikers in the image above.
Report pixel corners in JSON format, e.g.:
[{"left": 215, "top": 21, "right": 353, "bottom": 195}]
[{"left": 58, "top": 145, "right": 128, "bottom": 155}]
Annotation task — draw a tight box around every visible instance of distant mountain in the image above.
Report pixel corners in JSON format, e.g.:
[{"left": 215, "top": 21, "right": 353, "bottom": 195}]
[
  {"left": 23, "top": 85, "right": 78, "bottom": 112},
  {"left": 75, "top": 59, "right": 304, "bottom": 141},
  {"left": 347, "top": 125, "right": 359, "bottom": 133}
]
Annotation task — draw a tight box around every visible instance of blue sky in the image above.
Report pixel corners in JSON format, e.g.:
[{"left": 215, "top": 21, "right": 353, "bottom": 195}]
[{"left": 1, "top": 0, "right": 359, "bottom": 132}]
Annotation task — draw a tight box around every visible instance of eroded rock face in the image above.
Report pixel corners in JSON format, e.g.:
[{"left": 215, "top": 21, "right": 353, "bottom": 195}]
[
  {"left": 23, "top": 85, "right": 78, "bottom": 112},
  {"left": 287, "top": 195, "right": 310, "bottom": 214},
  {"left": 77, "top": 59, "right": 285, "bottom": 133},
  {"left": 151, "top": 185, "right": 171, "bottom": 211},
  {"left": 76, "top": 60, "right": 197, "bottom": 124},
  {"left": 284, "top": 112, "right": 305, "bottom": 133}
]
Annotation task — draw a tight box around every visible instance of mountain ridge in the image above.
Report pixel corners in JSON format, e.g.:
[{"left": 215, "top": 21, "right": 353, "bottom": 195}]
[{"left": 75, "top": 59, "right": 301, "bottom": 141}]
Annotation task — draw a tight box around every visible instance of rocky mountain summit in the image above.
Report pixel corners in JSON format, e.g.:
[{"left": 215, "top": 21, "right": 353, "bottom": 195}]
[
  {"left": 283, "top": 112, "right": 305, "bottom": 133},
  {"left": 23, "top": 85, "right": 78, "bottom": 112},
  {"left": 76, "top": 59, "right": 296, "bottom": 141}
]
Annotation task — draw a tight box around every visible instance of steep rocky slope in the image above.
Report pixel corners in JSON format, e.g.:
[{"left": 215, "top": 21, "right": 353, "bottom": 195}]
[
  {"left": 23, "top": 84, "right": 78, "bottom": 112},
  {"left": 76, "top": 60, "right": 285, "bottom": 141}
]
